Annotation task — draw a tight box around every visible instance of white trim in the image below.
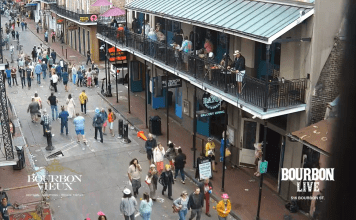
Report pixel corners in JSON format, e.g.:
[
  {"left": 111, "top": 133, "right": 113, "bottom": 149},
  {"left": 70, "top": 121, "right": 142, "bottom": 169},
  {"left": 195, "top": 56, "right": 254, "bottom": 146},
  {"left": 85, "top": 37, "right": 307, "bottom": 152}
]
[
  {"left": 96, "top": 34, "right": 307, "bottom": 119},
  {"left": 268, "top": 9, "right": 315, "bottom": 44}
]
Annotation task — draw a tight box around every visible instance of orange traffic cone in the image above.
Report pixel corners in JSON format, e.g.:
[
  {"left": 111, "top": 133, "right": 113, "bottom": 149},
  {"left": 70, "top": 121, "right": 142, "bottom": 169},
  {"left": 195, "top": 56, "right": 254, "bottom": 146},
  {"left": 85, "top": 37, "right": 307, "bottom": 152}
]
[{"left": 137, "top": 131, "right": 147, "bottom": 141}]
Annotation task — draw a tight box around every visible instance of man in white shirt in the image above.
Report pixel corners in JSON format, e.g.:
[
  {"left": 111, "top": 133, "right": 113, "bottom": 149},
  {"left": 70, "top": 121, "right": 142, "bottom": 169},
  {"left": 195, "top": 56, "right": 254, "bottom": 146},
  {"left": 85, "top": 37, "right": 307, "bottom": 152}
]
[
  {"left": 142, "top": 21, "right": 150, "bottom": 37},
  {"left": 51, "top": 72, "right": 58, "bottom": 92}
]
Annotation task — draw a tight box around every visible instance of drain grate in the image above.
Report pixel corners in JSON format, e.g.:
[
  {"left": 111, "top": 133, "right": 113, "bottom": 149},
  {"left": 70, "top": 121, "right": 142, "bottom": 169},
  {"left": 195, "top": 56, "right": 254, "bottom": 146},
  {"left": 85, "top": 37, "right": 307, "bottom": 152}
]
[{"left": 47, "top": 150, "right": 64, "bottom": 159}]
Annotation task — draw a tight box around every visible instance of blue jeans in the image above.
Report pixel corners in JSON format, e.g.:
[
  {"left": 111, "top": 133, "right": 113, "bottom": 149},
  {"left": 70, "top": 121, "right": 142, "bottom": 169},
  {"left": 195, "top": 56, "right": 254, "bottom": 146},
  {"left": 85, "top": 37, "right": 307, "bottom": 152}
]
[
  {"left": 178, "top": 209, "right": 188, "bottom": 220},
  {"left": 174, "top": 168, "right": 185, "bottom": 181},
  {"left": 7, "top": 77, "right": 11, "bottom": 86},
  {"left": 61, "top": 121, "right": 68, "bottom": 134},
  {"left": 51, "top": 105, "right": 58, "bottom": 120},
  {"left": 73, "top": 74, "right": 76, "bottom": 84},
  {"left": 27, "top": 77, "right": 31, "bottom": 87},
  {"left": 37, "top": 74, "right": 41, "bottom": 83},
  {"left": 43, "top": 71, "right": 46, "bottom": 79},
  {"left": 141, "top": 212, "right": 151, "bottom": 220}
]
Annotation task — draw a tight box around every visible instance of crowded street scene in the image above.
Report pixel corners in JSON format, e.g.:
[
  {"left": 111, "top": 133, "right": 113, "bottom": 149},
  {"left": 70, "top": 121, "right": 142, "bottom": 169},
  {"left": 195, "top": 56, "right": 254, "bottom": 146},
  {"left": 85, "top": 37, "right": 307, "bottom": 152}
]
[{"left": 0, "top": 0, "right": 350, "bottom": 219}]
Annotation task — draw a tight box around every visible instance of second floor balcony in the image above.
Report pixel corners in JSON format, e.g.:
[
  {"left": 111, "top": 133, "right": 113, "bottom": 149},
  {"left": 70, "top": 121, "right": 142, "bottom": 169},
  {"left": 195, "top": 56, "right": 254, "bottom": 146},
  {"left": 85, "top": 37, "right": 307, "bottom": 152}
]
[
  {"left": 97, "top": 23, "right": 308, "bottom": 114},
  {"left": 50, "top": 4, "right": 98, "bottom": 25}
]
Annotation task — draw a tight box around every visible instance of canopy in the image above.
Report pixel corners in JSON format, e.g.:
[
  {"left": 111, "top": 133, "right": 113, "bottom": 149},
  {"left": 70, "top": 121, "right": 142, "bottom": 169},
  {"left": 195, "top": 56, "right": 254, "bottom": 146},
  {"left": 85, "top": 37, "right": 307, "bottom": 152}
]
[
  {"left": 100, "top": 6, "right": 125, "bottom": 17},
  {"left": 91, "top": 0, "right": 112, "bottom": 7}
]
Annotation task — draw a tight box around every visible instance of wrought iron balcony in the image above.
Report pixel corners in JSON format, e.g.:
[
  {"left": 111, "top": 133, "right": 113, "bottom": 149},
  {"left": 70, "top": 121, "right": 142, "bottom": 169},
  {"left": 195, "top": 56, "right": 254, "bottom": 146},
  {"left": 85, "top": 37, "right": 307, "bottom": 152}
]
[
  {"left": 50, "top": 5, "right": 98, "bottom": 24},
  {"left": 97, "top": 23, "right": 307, "bottom": 111},
  {"left": 41, "top": 0, "right": 57, "bottom": 4}
]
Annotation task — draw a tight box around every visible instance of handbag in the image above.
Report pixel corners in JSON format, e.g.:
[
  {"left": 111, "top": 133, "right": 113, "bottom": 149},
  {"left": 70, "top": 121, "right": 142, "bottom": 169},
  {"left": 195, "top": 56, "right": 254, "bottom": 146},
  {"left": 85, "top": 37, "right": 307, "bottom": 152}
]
[
  {"left": 145, "top": 175, "right": 151, "bottom": 185},
  {"left": 172, "top": 205, "right": 181, "bottom": 213},
  {"left": 225, "top": 148, "right": 231, "bottom": 157},
  {"left": 40, "top": 120, "right": 44, "bottom": 125}
]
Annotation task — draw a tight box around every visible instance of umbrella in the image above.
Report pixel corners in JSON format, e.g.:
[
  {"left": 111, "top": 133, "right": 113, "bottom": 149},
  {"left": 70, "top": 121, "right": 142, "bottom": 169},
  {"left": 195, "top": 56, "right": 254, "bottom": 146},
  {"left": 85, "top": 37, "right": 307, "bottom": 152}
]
[
  {"left": 91, "top": 0, "right": 112, "bottom": 7},
  {"left": 100, "top": 6, "right": 125, "bottom": 17}
]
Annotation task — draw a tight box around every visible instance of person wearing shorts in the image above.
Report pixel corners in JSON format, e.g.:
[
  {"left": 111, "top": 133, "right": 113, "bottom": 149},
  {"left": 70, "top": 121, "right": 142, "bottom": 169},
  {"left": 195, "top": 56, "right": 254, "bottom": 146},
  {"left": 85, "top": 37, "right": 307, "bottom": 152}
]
[
  {"left": 73, "top": 113, "right": 86, "bottom": 143},
  {"left": 107, "top": 108, "right": 116, "bottom": 137},
  {"left": 101, "top": 108, "right": 108, "bottom": 135},
  {"left": 231, "top": 50, "right": 245, "bottom": 94}
]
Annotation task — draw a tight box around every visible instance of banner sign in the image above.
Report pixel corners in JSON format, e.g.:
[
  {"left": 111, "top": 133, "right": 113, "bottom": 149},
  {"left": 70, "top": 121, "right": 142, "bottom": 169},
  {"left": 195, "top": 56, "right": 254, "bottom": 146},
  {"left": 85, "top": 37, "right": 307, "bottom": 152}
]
[
  {"left": 161, "top": 75, "right": 182, "bottom": 88},
  {"left": 79, "top": 14, "right": 98, "bottom": 23},
  {"left": 199, "top": 159, "right": 212, "bottom": 179},
  {"left": 199, "top": 110, "right": 225, "bottom": 117}
]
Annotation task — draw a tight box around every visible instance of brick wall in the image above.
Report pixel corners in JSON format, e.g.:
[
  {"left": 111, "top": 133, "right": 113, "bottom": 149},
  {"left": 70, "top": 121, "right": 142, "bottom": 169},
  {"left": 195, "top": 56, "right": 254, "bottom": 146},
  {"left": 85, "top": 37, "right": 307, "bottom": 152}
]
[{"left": 310, "top": 37, "right": 344, "bottom": 124}]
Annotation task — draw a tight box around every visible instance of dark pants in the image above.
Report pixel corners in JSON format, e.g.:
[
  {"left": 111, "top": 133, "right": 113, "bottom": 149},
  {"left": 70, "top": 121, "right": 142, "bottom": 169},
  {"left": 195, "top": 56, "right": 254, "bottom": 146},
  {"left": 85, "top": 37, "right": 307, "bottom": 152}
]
[
  {"left": 94, "top": 77, "right": 98, "bottom": 86},
  {"left": 45, "top": 36, "right": 48, "bottom": 42},
  {"left": 174, "top": 168, "right": 185, "bottom": 181},
  {"left": 21, "top": 77, "right": 26, "bottom": 87},
  {"left": 86, "top": 57, "right": 91, "bottom": 65},
  {"left": 52, "top": 36, "right": 55, "bottom": 42},
  {"left": 12, "top": 77, "right": 17, "bottom": 85},
  {"left": 94, "top": 126, "right": 103, "bottom": 142},
  {"left": 53, "top": 82, "right": 57, "bottom": 92},
  {"left": 163, "top": 183, "right": 172, "bottom": 197},
  {"left": 43, "top": 124, "right": 49, "bottom": 135},
  {"left": 124, "top": 214, "right": 135, "bottom": 220},
  {"left": 78, "top": 78, "right": 83, "bottom": 86},
  {"left": 190, "top": 208, "right": 202, "bottom": 220},
  {"left": 7, "top": 77, "right": 11, "bottom": 86},
  {"left": 27, "top": 77, "right": 31, "bottom": 87},
  {"left": 61, "top": 121, "right": 68, "bottom": 134},
  {"left": 81, "top": 103, "right": 86, "bottom": 114}
]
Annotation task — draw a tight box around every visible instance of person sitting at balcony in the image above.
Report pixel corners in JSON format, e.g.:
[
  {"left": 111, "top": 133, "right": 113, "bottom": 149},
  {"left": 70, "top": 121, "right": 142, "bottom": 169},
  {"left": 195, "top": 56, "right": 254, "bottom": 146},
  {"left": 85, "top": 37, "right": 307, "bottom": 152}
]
[
  {"left": 179, "top": 36, "right": 192, "bottom": 72},
  {"left": 172, "top": 29, "right": 183, "bottom": 46},
  {"left": 142, "top": 20, "right": 150, "bottom": 37},
  {"left": 228, "top": 50, "right": 245, "bottom": 94},
  {"left": 155, "top": 23, "right": 166, "bottom": 43},
  {"left": 117, "top": 24, "right": 125, "bottom": 43},
  {"left": 204, "top": 38, "right": 214, "bottom": 54}
]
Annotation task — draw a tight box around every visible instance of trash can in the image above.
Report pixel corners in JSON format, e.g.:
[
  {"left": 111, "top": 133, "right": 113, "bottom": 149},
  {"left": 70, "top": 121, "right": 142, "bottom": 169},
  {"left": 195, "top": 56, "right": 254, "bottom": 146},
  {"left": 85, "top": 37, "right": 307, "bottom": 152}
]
[
  {"left": 13, "top": 146, "right": 26, "bottom": 170},
  {"left": 149, "top": 116, "right": 161, "bottom": 135}
]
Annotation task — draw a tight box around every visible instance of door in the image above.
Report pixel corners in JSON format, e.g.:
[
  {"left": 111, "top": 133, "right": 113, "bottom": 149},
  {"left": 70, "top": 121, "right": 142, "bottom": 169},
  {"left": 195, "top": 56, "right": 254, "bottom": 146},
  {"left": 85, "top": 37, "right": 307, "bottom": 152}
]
[
  {"left": 239, "top": 118, "right": 260, "bottom": 166},
  {"left": 130, "top": 60, "right": 143, "bottom": 92},
  {"left": 175, "top": 87, "right": 182, "bottom": 118},
  {"left": 83, "top": 29, "right": 85, "bottom": 56},
  {"left": 74, "top": 29, "right": 77, "bottom": 51},
  {"left": 255, "top": 42, "right": 281, "bottom": 79},
  {"left": 78, "top": 27, "right": 81, "bottom": 54}
]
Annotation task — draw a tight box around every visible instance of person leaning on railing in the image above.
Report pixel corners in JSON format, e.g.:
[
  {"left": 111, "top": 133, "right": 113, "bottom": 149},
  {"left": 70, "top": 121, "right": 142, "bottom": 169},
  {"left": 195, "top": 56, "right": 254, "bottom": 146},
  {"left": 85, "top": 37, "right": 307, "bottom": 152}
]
[{"left": 117, "top": 24, "right": 124, "bottom": 43}]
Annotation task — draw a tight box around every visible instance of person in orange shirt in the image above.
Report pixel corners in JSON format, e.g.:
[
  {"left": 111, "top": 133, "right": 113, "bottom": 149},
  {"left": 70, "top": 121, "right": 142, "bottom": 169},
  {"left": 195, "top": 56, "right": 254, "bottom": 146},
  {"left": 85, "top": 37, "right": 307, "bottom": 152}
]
[
  {"left": 216, "top": 194, "right": 231, "bottom": 220},
  {"left": 117, "top": 24, "right": 125, "bottom": 43},
  {"left": 107, "top": 108, "right": 116, "bottom": 137}
]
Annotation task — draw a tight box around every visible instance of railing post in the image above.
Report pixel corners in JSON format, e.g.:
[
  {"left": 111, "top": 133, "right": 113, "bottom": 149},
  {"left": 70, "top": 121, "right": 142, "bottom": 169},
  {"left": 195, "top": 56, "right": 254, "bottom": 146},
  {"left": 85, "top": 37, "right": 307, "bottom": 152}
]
[
  {"left": 263, "top": 44, "right": 271, "bottom": 112},
  {"left": 224, "top": 34, "right": 229, "bottom": 93},
  {"left": 193, "top": 25, "right": 196, "bottom": 78},
  {"left": 125, "top": 9, "right": 128, "bottom": 47},
  {"left": 165, "top": 18, "right": 167, "bottom": 65}
]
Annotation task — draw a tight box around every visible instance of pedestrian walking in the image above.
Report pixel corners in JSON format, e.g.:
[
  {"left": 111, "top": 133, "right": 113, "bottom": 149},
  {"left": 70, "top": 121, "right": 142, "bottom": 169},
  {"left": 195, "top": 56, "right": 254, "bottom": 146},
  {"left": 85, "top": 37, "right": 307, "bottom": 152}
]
[
  {"left": 146, "top": 164, "right": 158, "bottom": 201},
  {"left": 73, "top": 113, "right": 87, "bottom": 143},
  {"left": 37, "top": 47, "right": 42, "bottom": 61},
  {"left": 15, "top": 31, "right": 19, "bottom": 41},
  {"left": 11, "top": 29, "right": 15, "bottom": 39},
  {"left": 27, "top": 98, "right": 40, "bottom": 123},
  {"left": 199, "top": 178, "right": 213, "bottom": 217},
  {"left": 48, "top": 56, "right": 53, "bottom": 69},
  {"left": 77, "top": 67, "right": 83, "bottom": 86},
  {"left": 66, "top": 94, "right": 76, "bottom": 118},
  {"left": 127, "top": 158, "right": 142, "bottom": 197},
  {"left": 5, "top": 67, "right": 11, "bottom": 87},
  {"left": 24, "top": 22, "right": 27, "bottom": 30},
  {"left": 86, "top": 68, "right": 92, "bottom": 87},
  {"left": 58, "top": 106, "right": 69, "bottom": 135},
  {"left": 21, "top": 21, "right": 24, "bottom": 31},
  {"left": 19, "top": 67, "right": 26, "bottom": 88},
  {"left": 79, "top": 90, "right": 88, "bottom": 114},
  {"left": 101, "top": 108, "right": 108, "bottom": 135},
  {"left": 216, "top": 194, "right": 231, "bottom": 220},
  {"left": 72, "top": 64, "right": 77, "bottom": 84},
  {"left": 86, "top": 50, "right": 92, "bottom": 65},
  {"left": 174, "top": 148, "right": 187, "bottom": 184},
  {"left": 41, "top": 61, "right": 47, "bottom": 79},
  {"left": 55, "top": 63, "right": 62, "bottom": 81},
  {"left": 62, "top": 70, "right": 69, "bottom": 92},
  {"left": 145, "top": 133, "right": 157, "bottom": 165},
  {"left": 44, "top": 30, "right": 48, "bottom": 43},
  {"left": 34, "top": 61, "right": 42, "bottom": 84},
  {"left": 174, "top": 191, "right": 189, "bottom": 220},
  {"left": 139, "top": 192, "right": 153, "bottom": 220},
  {"left": 93, "top": 108, "right": 104, "bottom": 143},
  {"left": 16, "top": 18, "right": 19, "bottom": 27},
  {"left": 159, "top": 164, "right": 174, "bottom": 200},
  {"left": 205, "top": 137, "right": 217, "bottom": 172},
  {"left": 107, "top": 108, "right": 116, "bottom": 137},
  {"left": 51, "top": 30, "right": 55, "bottom": 42},
  {"left": 32, "top": 47, "right": 37, "bottom": 62},
  {"left": 51, "top": 50, "right": 56, "bottom": 64},
  {"left": 47, "top": 92, "right": 58, "bottom": 120},
  {"left": 36, "top": 23, "right": 39, "bottom": 33},
  {"left": 187, "top": 187, "right": 204, "bottom": 220},
  {"left": 165, "top": 141, "right": 177, "bottom": 168},
  {"left": 0, "top": 197, "right": 14, "bottom": 220},
  {"left": 40, "top": 109, "right": 51, "bottom": 137},
  {"left": 10, "top": 67, "right": 18, "bottom": 86},
  {"left": 153, "top": 142, "right": 165, "bottom": 174},
  {"left": 51, "top": 72, "right": 58, "bottom": 92},
  {"left": 25, "top": 65, "right": 32, "bottom": 89},
  {"left": 0, "top": 187, "right": 9, "bottom": 202},
  {"left": 34, "top": 92, "right": 42, "bottom": 109},
  {"left": 120, "top": 188, "right": 137, "bottom": 220}
]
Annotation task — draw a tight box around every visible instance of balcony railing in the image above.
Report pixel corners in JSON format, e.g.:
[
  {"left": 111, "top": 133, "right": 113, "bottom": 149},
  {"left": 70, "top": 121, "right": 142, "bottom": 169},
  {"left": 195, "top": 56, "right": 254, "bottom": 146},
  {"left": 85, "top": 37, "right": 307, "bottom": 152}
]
[
  {"left": 41, "top": 0, "right": 57, "bottom": 3},
  {"left": 50, "top": 5, "right": 98, "bottom": 24},
  {"left": 97, "top": 23, "right": 307, "bottom": 111}
]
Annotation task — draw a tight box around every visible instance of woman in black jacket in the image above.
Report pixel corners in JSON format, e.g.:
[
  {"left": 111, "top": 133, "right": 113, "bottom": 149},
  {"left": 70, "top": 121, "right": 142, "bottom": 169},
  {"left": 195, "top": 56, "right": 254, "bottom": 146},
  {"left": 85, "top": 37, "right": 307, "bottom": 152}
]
[{"left": 159, "top": 164, "right": 174, "bottom": 200}]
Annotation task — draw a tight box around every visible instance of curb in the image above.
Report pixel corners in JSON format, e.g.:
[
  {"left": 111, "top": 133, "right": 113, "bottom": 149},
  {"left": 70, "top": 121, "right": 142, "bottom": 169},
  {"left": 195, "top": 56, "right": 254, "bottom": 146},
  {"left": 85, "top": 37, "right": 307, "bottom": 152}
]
[{"left": 97, "top": 92, "right": 242, "bottom": 220}]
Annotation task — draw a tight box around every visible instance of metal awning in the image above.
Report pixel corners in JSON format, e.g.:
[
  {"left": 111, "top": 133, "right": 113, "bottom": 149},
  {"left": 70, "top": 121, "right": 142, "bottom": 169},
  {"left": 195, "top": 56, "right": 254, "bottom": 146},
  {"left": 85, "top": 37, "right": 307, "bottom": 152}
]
[
  {"left": 287, "top": 119, "right": 334, "bottom": 157},
  {"left": 126, "top": 0, "right": 314, "bottom": 44}
]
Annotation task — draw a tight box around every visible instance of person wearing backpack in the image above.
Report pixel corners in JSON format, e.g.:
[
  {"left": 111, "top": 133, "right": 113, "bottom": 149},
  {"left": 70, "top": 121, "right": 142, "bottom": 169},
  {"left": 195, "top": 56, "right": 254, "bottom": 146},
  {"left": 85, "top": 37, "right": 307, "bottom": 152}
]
[
  {"left": 92, "top": 108, "right": 104, "bottom": 143},
  {"left": 107, "top": 108, "right": 116, "bottom": 137}
]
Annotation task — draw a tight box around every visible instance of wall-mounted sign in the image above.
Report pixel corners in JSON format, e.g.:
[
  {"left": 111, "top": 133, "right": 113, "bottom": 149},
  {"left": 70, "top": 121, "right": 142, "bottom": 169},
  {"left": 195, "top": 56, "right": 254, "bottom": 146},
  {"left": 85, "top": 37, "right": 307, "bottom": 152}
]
[
  {"left": 57, "top": 19, "right": 64, "bottom": 24},
  {"left": 202, "top": 93, "right": 221, "bottom": 111},
  {"left": 90, "top": 15, "right": 98, "bottom": 22},
  {"left": 108, "top": 47, "right": 126, "bottom": 61},
  {"left": 199, "top": 110, "right": 225, "bottom": 118},
  {"left": 79, "top": 17, "right": 89, "bottom": 22},
  {"left": 79, "top": 14, "right": 98, "bottom": 23},
  {"left": 161, "top": 75, "right": 182, "bottom": 88}
]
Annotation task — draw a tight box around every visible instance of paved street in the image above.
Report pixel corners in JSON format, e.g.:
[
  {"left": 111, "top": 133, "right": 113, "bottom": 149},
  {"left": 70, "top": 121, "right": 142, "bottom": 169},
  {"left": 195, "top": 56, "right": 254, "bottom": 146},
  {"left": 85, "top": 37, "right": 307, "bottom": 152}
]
[{"left": 1, "top": 15, "right": 228, "bottom": 220}]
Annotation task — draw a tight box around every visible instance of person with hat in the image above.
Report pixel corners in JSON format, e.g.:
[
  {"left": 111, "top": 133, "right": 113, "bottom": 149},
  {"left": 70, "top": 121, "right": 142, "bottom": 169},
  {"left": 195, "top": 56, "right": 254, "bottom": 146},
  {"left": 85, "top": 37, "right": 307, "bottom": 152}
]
[
  {"left": 120, "top": 188, "right": 137, "bottom": 220},
  {"left": 145, "top": 133, "right": 157, "bottom": 165},
  {"left": 228, "top": 50, "right": 245, "bottom": 94},
  {"left": 216, "top": 194, "right": 231, "bottom": 220},
  {"left": 40, "top": 108, "right": 51, "bottom": 137},
  {"left": 159, "top": 164, "right": 174, "bottom": 200},
  {"left": 146, "top": 164, "right": 158, "bottom": 201},
  {"left": 174, "top": 191, "right": 189, "bottom": 220},
  {"left": 92, "top": 107, "right": 104, "bottom": 143},
  {"left": 205, "top": 137, "right": 217, "bottom": 172}
]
